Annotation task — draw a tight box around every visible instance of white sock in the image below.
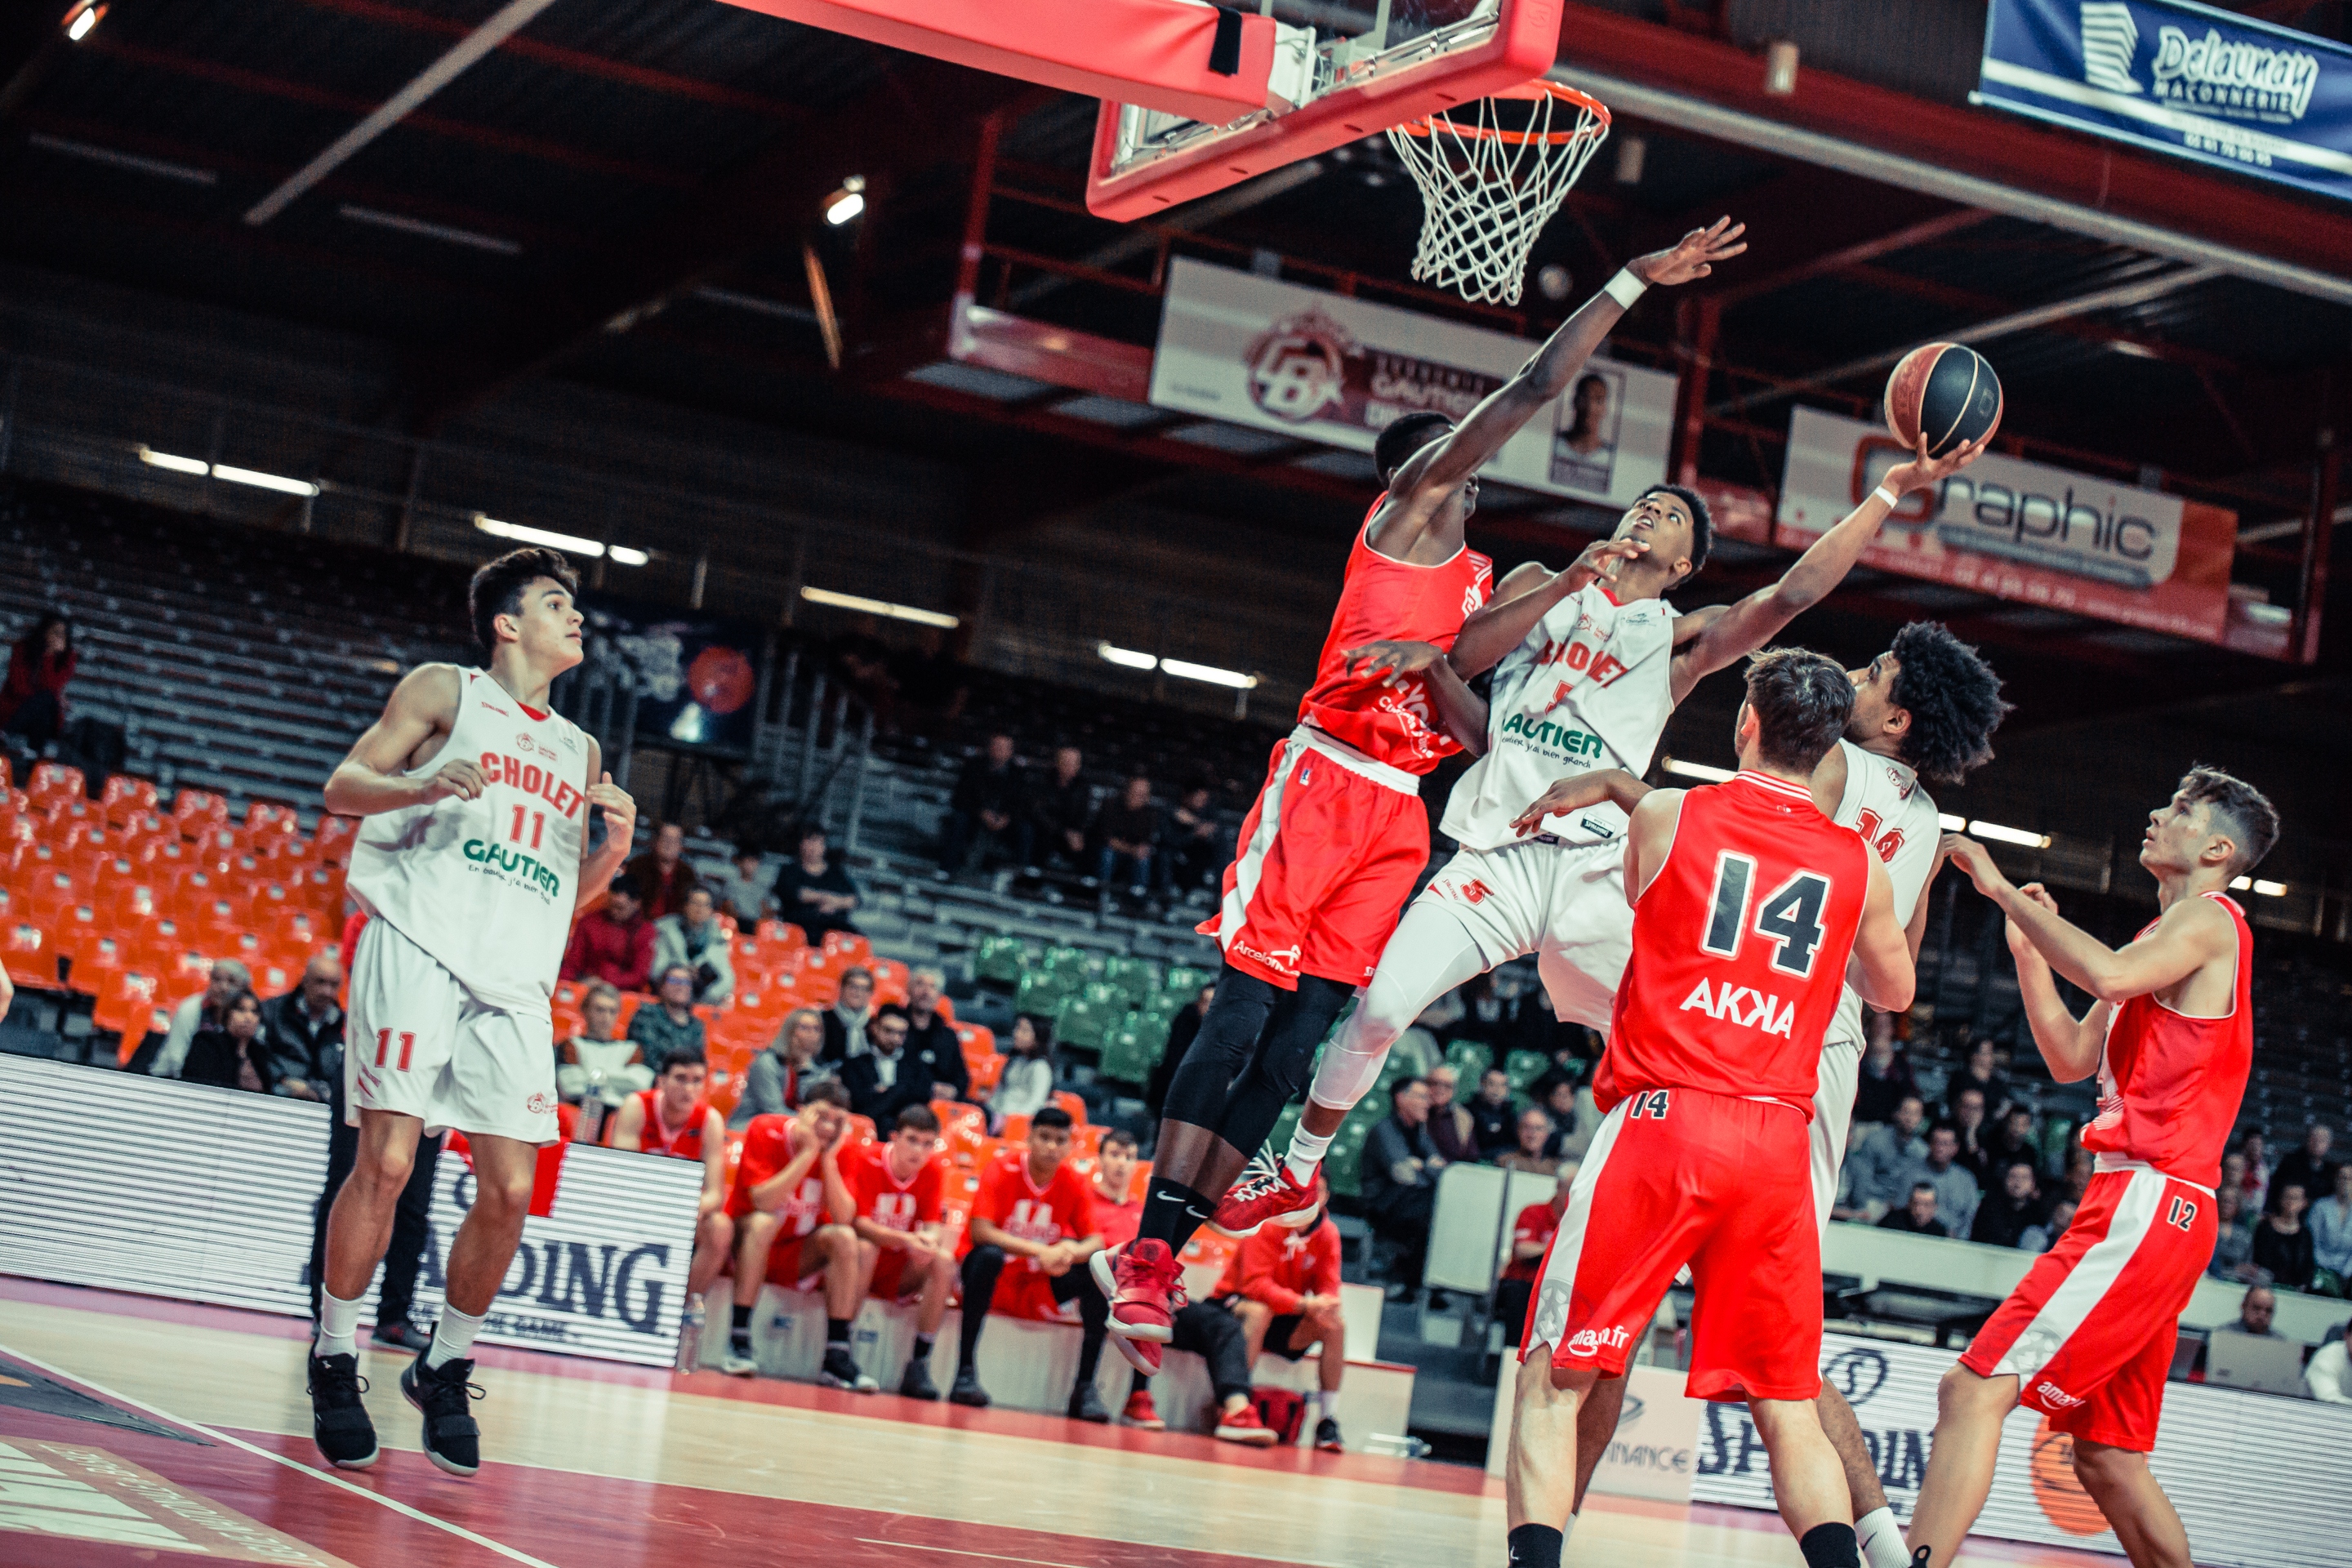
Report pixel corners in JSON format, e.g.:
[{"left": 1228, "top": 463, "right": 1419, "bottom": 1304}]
[
  {"left": 1561, "top": 1514, "right": 1578, "bottom": 1548},
  {"left": 1285, "top": 1123, "right": 1335, "bottom": 1186},
  {"left": 314, "top": 1290, "right": 363, "bottom": 1360},
  {"left": 1313, "top": 1390, "right": 1337, "bottom": 1418},
  {"left": 425, "top": 1303, "right": 487, "bottom": 1370},
  {"left": 1857, "top": 1506, "right": 1908, "bottom": 1568}
]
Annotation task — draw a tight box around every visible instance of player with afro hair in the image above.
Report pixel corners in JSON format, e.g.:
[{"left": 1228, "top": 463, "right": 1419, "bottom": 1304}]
[{"left": 1880, "top": 620, "right": 2011, "bottom": 786}]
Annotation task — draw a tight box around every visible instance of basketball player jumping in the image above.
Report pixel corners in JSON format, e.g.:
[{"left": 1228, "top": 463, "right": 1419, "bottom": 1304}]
[
  {"left": 1094, "top": 218, "right": 1751, "bottom": 1365},
  {"left": 1909, "top": 767, "right": 2276, "bottom": 1568},
  {"left": 1506, "top": 650, "right": 1918, "bottom": 1568},
  {"left": 307, "top": 547, "right": 635, "bottom": 1477}
]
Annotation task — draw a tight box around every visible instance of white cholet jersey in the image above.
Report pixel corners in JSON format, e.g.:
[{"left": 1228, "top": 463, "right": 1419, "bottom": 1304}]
[
  {"left": 346, "top": 667, "right": 590, "bottom": 1018},
  {"left": 1439, "top": 582, "right": 1677, "bottom": 853},
  {"left": 1824, "top": 738, "right": 1942, "bottom": 1049}
]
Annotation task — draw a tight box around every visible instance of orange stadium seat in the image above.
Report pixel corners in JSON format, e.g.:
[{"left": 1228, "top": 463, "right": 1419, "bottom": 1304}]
[
  {"left": 91, "top": 966, "right": 158, "bottom": 1036},
  {"left": 968, "top": 1054, "right": 1004, "bottom": 1094},
  {"left": 4, "top": 922, "right": 56, "bottom": 991},
  {"left": 28, "top": 762, "right": 84, "bottom": 804},
  {"left": 932, "top": 992, "right": 956, "bottom": 1024},
  {"left": 755, "top": 919, "right": 808, "bottom": 950},
  {"left": 101, "top": 775, "right": 158, "bottom": 826},
  {"left": 955, "top": 1022, "right": 996, "bottom": 1062},
  {"left": 999, "top": 1113, "right": 1031, "bottom": 1145},
  {"left": 1051, "top": 1090, "right": 1087, "bottom": 1126}
]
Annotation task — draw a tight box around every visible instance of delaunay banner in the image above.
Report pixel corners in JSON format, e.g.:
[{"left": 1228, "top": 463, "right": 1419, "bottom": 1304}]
[
  {"left": 1151, "top": 256, "right": 1677, "bottom": 508},
  {"left": 1974, "top": 0, "right": 2352, "bottom": 203},
  {"left": 1778, "top": 407, "right": 2242, "bottom": 647}
]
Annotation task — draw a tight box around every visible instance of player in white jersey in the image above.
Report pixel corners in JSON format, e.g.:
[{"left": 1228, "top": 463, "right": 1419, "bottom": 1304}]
[
  {"left": 1210, "top": 436, "right": 1989, "bottom": 1242},
  {"left": 305, "top": 547, "right": 637, "bottom": 1480}
]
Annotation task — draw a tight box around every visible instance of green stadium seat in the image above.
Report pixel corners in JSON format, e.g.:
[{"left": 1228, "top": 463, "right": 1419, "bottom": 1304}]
[
  {"left": 1098, "top": 1022, "right": 1156, "bottom": 1085},
  {"left": 1039, "top": 943, "right": 1090, "bottom": 977},
  {"left": 1055, "top": 993, "right": 1115, "bottom": 1051},
  {"left": 1015, "top": 968, "right": 1077, "bottom": 1017},
  {"left": 1503, "top": 1049, "right": 1551, "bottom": 1093},
  {"left": 973, "top": 934, "right": 1027, "bottom": 987},
  {"left": 1323, "top": 1122, "right": 1373, "bottom": 1199},
  {"left": 1445, "top": 1040, "right": 1493, "bottom": 1080},
  {"left": 1101, "top": 955, "right": 1160, "bottom": 1005},
  {"left": 1165, "top": 964, "right": 1213, "bottom": 996}
]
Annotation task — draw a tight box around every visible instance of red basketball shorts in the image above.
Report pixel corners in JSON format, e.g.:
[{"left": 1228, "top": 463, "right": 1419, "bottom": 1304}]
[
  {"left": 1961, "top": 1165, "right": 2214, "bottom": 1451},
  {"left": 763, "top": 1232, "right": 826, "bottom": 1290},
  {"left": 867, "top": 1249, "right": 926, "bottom": 1302},
  {"left": 1200, "top": 727, "right": 1432, "bottom": 989},
  {"left": 988, "top": 1263, "right": 1071, "bottom": 1323},
  {"left": 1524, "top": 1087, "right": 1822, "bottom": 1401}
]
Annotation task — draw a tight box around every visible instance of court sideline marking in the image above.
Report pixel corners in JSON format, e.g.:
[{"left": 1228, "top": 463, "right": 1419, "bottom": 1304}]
[{"left": 0, "top": 1337, "right": 559, "bottom": 1568}]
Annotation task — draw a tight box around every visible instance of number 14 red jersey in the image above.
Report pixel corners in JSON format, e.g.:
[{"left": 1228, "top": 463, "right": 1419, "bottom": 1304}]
[{"left": 1597, "top": 772, "right": 1872, "bottom": 1116}]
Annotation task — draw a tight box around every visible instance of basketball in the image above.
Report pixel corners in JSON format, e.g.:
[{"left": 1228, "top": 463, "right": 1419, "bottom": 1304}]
[{"left": 1884, "top": 343, "right": 2003, "bottom": 458}]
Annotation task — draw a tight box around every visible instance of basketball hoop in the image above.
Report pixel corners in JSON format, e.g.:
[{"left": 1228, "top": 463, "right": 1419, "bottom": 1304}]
[{"left": 1388, "top": 81, "right": 1610, "bottom": 308}]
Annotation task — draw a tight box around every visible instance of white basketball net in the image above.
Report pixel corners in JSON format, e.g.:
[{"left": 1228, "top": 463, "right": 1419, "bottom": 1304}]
[{"left": 1388, "top": 87, "right": 1610, "bottom": 307}]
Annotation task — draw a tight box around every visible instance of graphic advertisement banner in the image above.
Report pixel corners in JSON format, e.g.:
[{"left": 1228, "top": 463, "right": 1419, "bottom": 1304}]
[
  {"left": 1778, "top": 407, "right": 2241, "bottom": 646},
  {"left": 573, "top": 595, "right": 764, "bottom": 755},
  {"left": 1695, "top": 1330, "right": 2350, "bottom": 1568},
  {"left": 1975, "top": 0, "right": 2352, "bottom": 203},
  {"left": 1152, "top": 256, "right": 1677, "bottom": 508}
]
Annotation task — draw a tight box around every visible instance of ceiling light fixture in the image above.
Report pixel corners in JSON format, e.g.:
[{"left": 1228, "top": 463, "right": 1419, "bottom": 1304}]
[
  {"left": 340, "top": 203, "right": 520, "bottom": 255},
  {"left": 65, "top": 2, "right": 105, "bottom": 42},
  {"left": 2228, "top": 875, "right": 2288, "bottom": 897},
  {"left": 605, "top": 545, "right": 650, "bottom": 567},
  {"left": 474, "top": 514, "right": 646, "bottom": 563},
  {"left": 1969, "top": 819, "right": 2052, "bottom": 849},
  {"left": 1661, "top": 758, "right": 1735, "bottom": 782},
  {"left": 1160, "top": 657, "right": 1258, "bottom": 690},
  {"left": 800, "top": 585, "right": 957, "bottom": 628},
  {"left": 138, "top": 446, "right": 318, "bottom": 496},
  {"left": 1097, "top": 643, "right": 1158, "bottom": 671},
  {"left": 28, "top": 131, "right": 213, "bottom": 184},
  {"left": 824, "top": 176, "right": 866, "bottom": 226}
]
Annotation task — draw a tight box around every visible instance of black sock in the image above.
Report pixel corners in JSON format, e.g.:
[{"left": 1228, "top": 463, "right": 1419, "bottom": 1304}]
[
  {"left": 1138, "top": 1178, "right": 1211, "bottom": 1252},
  {"left": 911, "top": 1335, "right": 933, "bottom": 1364},
  {"left": 826, "top": 1317, "right": 851, "bottom": 1348},
  {"left": 1799, "top": 1523, "right": 1860, "bottom": 1568},
  {"left": 1507, "top": 1525, "right": 1563, "bottom": 1568},
  {"left": 729, "top": 1303, "right": 752, "bottom": 1348}
]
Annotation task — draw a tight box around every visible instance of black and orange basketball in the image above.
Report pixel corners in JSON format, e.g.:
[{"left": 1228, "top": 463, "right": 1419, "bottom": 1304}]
[{"left": 1884, "top": 343, "right": 2002, "bottom": 458}]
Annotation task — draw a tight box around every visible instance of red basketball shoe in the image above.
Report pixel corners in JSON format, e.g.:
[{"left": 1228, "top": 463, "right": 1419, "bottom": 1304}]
[
  {"left": 1091, "top": 1239, "right": 1183, "bottom": 1374},
  {"left": 1122, "top": 1388, "right": 1166, "bottom": 1431},
  {"left": 1209, "top": 1164, "right": 1321, "bottom": 1238}
]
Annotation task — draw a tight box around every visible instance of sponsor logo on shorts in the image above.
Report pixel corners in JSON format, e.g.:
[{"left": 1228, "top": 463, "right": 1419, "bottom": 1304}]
[
  {"left": 525, "top": 1091, "right": 557, "bottom": 1116},
  {"left": 1562, "top": 1324, "right": 1633, "bottom": 1357},
  {"left": 1232, "top": 941, "right": 1301, "bottom": 977},
  {"left": 1454, "top": 878, "right": 1494, "bottom": 905},
  {"left": 1677, "top": 977, "right": 1797, "bottom": 1037},
  {"left": 2034, "top": 1379, "right": 2084, "bottom": 1410}
]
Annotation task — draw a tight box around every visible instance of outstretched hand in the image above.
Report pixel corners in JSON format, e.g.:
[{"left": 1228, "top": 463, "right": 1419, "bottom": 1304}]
[
  {"left": 1940, "top": 832, "right": 2005, "bottom": 894},
  {"left": 1343, "top": 639, "right": 1445, "bottom": 688},
  {"left": 1570, "top": 536, "right": 1648, "bottom": 589},
  {"left": 1883, "top": 431, "right": 1993, "bottom": 497},
  {"left": 1628, "top": 217, "right": 1747, "bottom": 287}
]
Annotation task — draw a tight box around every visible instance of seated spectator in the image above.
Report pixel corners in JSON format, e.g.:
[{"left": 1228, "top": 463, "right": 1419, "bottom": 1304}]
[
  {"left": 1878, "top": 1183, "right": 1948, "bottom": 1237},
  {"left": 608, "top": 1051, "right": 733, "bottom": 1307},
  {"left": 1361, "top": 1077, "right": 1442, "bottom": 1301},
  {"left": 563, "top": 884, "right": 655, "bottom": 992},
  {"left": 843, "top": 1004, "right": 929, "bottom": 1127},
  {"left": 1457, "top": 968, "right": 1560, "bottom": 1061},
  {"left": 2234, "top": 1131, "right": 2272, "bottom": 1216},
  {"left": 902, "top": 968, "right": 969, "bottom": 1103},
  {"left": 1901, "top": 1122, "right": 1982, "bottom": 1240},
  {"left": 1495, "top": 1107, "right": 1560, "bottom": 1175},
  {"left": 2209, "top": 1184, "right": 2259, "bottom": 1281},
  {"left": 820, "top": 965, "right": 875, "bottom": 1063},
  {"left": 558, "top": 981, "right": 653, "bottom": 1113},
  {"left": 1495, "top": 1165, "right": 1578, "bottom": 1343},
  {"left": 953, "top": 1107, "right": 1111, "bottom": 1420},
  {"left": 1468, "top": 1067, "right": 1517, "bottom": 1156},
  {"left": 1846, "top": 1094, "right": 1929, "bottom": 1216},
  {"left": 259, "top": 954, "right": 345, "bottom": 1102},
  {"left": 1165, "top": 782, "right": 1224, "bottom": 894},
  {"left": 2273, "top": 1123, "right": 2338, "bottom": 1209},
  {"left": 0, "top": 612, "right": 74, "bottom": 765},
  {"left": 147, "top": 959, "right": 252, "bottom": 1079},
  {"left": 1220, "top": 1175, "right": 1348, "bottom": 1454},
  {"left": 1850, "top": 1015, "right": 1917, "bottom": 1126},
  {"left": 2310, "top": 1164, "right": 2352, "bottom": 1288},
  {"left": 2020, "top": 1196, "right": 2076, "bottom": 1254},
  {"left": 720, "top": 1082, "right": 866, "bottom": 1386},
  {"left": 844, "top": 1105, "right": 958, "bottom": 1400},
  {"left": 2056, "top": 1145, "right": 2095, "bottom": 1208},
  {"left": 180, "top": 989, "right": 270, "bottom": 1091},
  {"left": 938, "top": 732, "right": 1026, "bottom": 877},
  {"left": 1946, "top": 1036, "right": 2014, "bottom": 1123},
  {"left": 2304, "top": 1329, "right": 2350, "bottom": 1404},
  {"left": 1143, "top": 982, "right": 1217, "bottom": 1119},
  {"left": 627, "top": 964, "right": 707, "bottom": 1077},
  {"left": 1092, "top": 773, "right": 1160, "bottom": 898},
  {"left": 626, "top": 821, "right": 698, "bottom": 921},
  {"left": 1027, "top": 744, "right": 1091, "bottom": 872},
  {"left": 713, "top": 846, "right": 773, "bottom": 929},
  {"left": 1424, "top": 1064, "right": 1479, "bottom": 1165},
  {"left": 1970, "top": 1160, "right": 2046, "bottom": 1249},
  {"left": 2234, "top": 1283, "right": 2281, "bottom": 1338},
  {"left": 1986, "top": 1104, "right": 2041, "bottom": 1173},
  {"left": 987, "top": 1013, "right": 1055, "bottom": 1132},
  {"left": 653, "top": 885, "right": 735, "bottom": 1006},
  {"left": 1538, "top": 1074, "right": 1602, "bottom": 1163},
  {"left": 733, "top": 1005, "right": 827, "bottom": 1128},
  {"left": 1831, "top": 1121, "right": 1876, "bottom": 1223},
  {"left": 773, "top": 825, "right": 861, "bottom": 938},
  {"left": 2252, "top": 1182, "right": 2316, "bottom": 1291},
  {"left": 1950, "top": 1085, "right": 1995, "bottom": 1191}
]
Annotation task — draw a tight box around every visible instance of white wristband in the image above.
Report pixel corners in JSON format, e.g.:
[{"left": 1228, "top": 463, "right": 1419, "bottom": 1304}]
[
  {"left": 1871, "top": 484, "right": 1901, "bottom": 509},
  {"left": 1601, "top": 268, "right": 1646, "bottom": 310}
]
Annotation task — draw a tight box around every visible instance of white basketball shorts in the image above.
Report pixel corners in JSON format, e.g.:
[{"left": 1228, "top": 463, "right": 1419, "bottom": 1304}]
[
  {"left": 1811, "top": 1032, "right": 1864, "bottom": 1240},
  {"left": 346, "top": 916, "right": 560, "bottom": 1147},
  {"left": 1418, "top": 835, "right": 1633, "bottom": 1036}
]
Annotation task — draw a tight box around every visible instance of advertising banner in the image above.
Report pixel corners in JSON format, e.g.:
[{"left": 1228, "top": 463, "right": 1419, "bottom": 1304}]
[
  {"left": 574, "top": 595, "right": 764, "bottom": 755},
  {"left": 1152, "top": 257, "right": 1678, "bottom": 508},
  {"left": 1779, "top": 407, "right": 2240, "bottom": 646},
  {"left": 1975, "top": 0, "right": 2352, "bottom": 203},
  {"left": 1695, "top": 1330, "right": 2350, "bottom": 1568}
]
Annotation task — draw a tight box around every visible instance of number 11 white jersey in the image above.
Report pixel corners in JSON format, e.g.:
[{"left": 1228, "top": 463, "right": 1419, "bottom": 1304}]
[
  {"left": 1824, "top": 739, "right": 1941, "bottom": 1050},
  {"left": 346, "top": 667, "right": 590, "bottom": 1018}
]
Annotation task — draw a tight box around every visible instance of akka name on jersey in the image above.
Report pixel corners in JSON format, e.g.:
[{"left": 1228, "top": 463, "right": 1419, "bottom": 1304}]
[
  {"left": 479, "top": 750, "right": 585, "bottom": 819},
  {"left": 1678, "top": 977, "right": 1797, "bottom": 1037}
]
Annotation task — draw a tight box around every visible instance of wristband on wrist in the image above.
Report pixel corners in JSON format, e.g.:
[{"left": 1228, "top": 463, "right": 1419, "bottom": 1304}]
[
  {"left": 1601, "top": 267, "right": 1646, "bottom": 309},
  {"left": 1870, "top": 483, "right": 1901, "bottom": 510}
]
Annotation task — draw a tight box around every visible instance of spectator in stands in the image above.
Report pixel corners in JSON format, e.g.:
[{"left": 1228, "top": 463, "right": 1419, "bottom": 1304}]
[
  {"left": 1539, "top": 1073, "right": 1602, "bottom": 1163},
  {"left": 938, "top": 732, "right": 1026, "bottom": 877},
  {"left": 1850, "top": 1013, "right": 1917, "bottom": 1126},
  {"left": 563, "top": 884, "right": 655, "bottom": 992},
  {"left": 1496, "top": 1107, "right": 1559, "bottom": 1176},
  {"left": 712, "top": 846, "right": 773, "bottom": 928},
  {"left": 1362, "top": 1077, "right": 1443, "bottom": 1302},
  {"left": 1903, "top": 1121, "right": 1981, "bottom": 1239},
  {"left": 1091, "top": 773, "right": 1160, "bottom": 898},
  {"left": 626, "top": 821, "right": 698, "bottom": 921},
  {"left": 2273, "top": 1124, "right": 2338, "bottom": 1209},
  {"left": 1970, "top": 1160, "right": 2045, "bottom": 1249},
  {"left": 733, "top": 1005, "right": 827, "bottom": 1127},
  {"left": 843, "top": 1105, "right": 957, "bottom": 1401},
  {"left": 557, "top": 981, "right": 653, "bottom": 1117},
  {"left": 1878, "top": 1182, "right": 1947, "bottom": 1237},
  {"left": 721, "top": 1081, "right": 866, "bottom": 1387},
  {"left": 843, "top": 1004, "right": 927, "bottom": 1127},
  {"left": 180, "top": 989, "right": 270, "bottom": 1091},
  {"left": 2210, "top": 1184, "right": 2260, "bottom": 1281},
  {"left": 1946, "top": 1036, "right": 2014, "bottom": 1123},
  {"left": 772, "top": 825, "right": 861, "bottom": 938},
  {"left": 259, "top": 954, "right": 344, "bottom": 1101},
  {"left": 2234, "top": 1284, "right": 2280, "bottom": 1338},
  {"left": 1469, "top": 1067, "right": 1517, "bottom": 1156},
  {"left": 0, "top": 612, "right": 74, "bottom": 764},
  {"left": 2305, "top": 1329, "right": 2350, "bottom": 1404},
  {"left": 653, "top": 885, "right": 735, "bottom": 1007},
  {"left": 901, "top": 968, "right": 969, "bottom": 1103},
  {"left": 1143, "top": 982, "right": 1217, "bottom": 1120},
  {"left": 1165, "top": 782, "right": 1224, "bottom": 894},
  {"left": 832, "top": 615, "right": 901, "bottom": 732},
  {"left": 987, "top": 1013, "right": 1055, "bottom": 1132},
  {"left": 627, "top": 963, "right": 707, "bottom": 1076},
  {"left": 1987, "top": 1104, "right": 2041, "bottom": 1174},
  {"left": 2311, "top": 1164, "right": 2352, "bottom": 1290},
  {"left": 2020, "top": 1196, "right": 2076, "bottom": 1254},
  {"left": 1424, "top": 1064, "right": 1479, "bottom": 1165},
  {"left": 608, "top": 1051, "right": 733, "bottom": 1307},
  {"left": 1222, "top": 1174, "right": 1348, "bottom": 1453},
  {"left": 146, "top": 958, "right": 252, "bottom": 1079},
  {"left": 1846, "top": 1094, "right": 1929, "bottom": 1216},
  {"left": 2253, "top": 1182, "right": 2317, "bottom": 1291},
  {"left": 1027, "top": 744, "right": 1091, "bottom": 872},
  {"left": 2235, "top": 1130, "right": 2273, "bottom": 1215},
  {"left": 1950, "top": 1085, "right": 1995, "bottom": 1191},
  {"left": 2057, "top": 1144, "right": 2095, "bottom": 1207},
  {"left": 953, "top": 1107, "right": 1112, "bottom": 1420},
  {"left": 821, "top": 965, "right": 875, "bottom": 1063},
  {"left": 1496, "top": 1164, "right": 1578, "bottom": 1343},
  {"left": 1831, "top": 1122, "right": 1876, "bottom": 1223}
]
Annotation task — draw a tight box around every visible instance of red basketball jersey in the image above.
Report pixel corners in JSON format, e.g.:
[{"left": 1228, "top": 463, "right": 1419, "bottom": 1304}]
[
  {"left": 2080, "top": 892, "right": 2252, "bottom": 1191},
  {"left": 621, "top": 1089, "right": 710, "bottom": 1160},
  {"left": 967, "top": 1150, "right": 1096, "bottom": 1255},
  {"left": 844, "top": 1141, "right": 946, "bottom": 1233},
  {"left": 1598, "top": 772, "right": 1872, "bottom": 1116},
  {"left": 1297, "top": 501, "right": 1493, "bottom": 773}
]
